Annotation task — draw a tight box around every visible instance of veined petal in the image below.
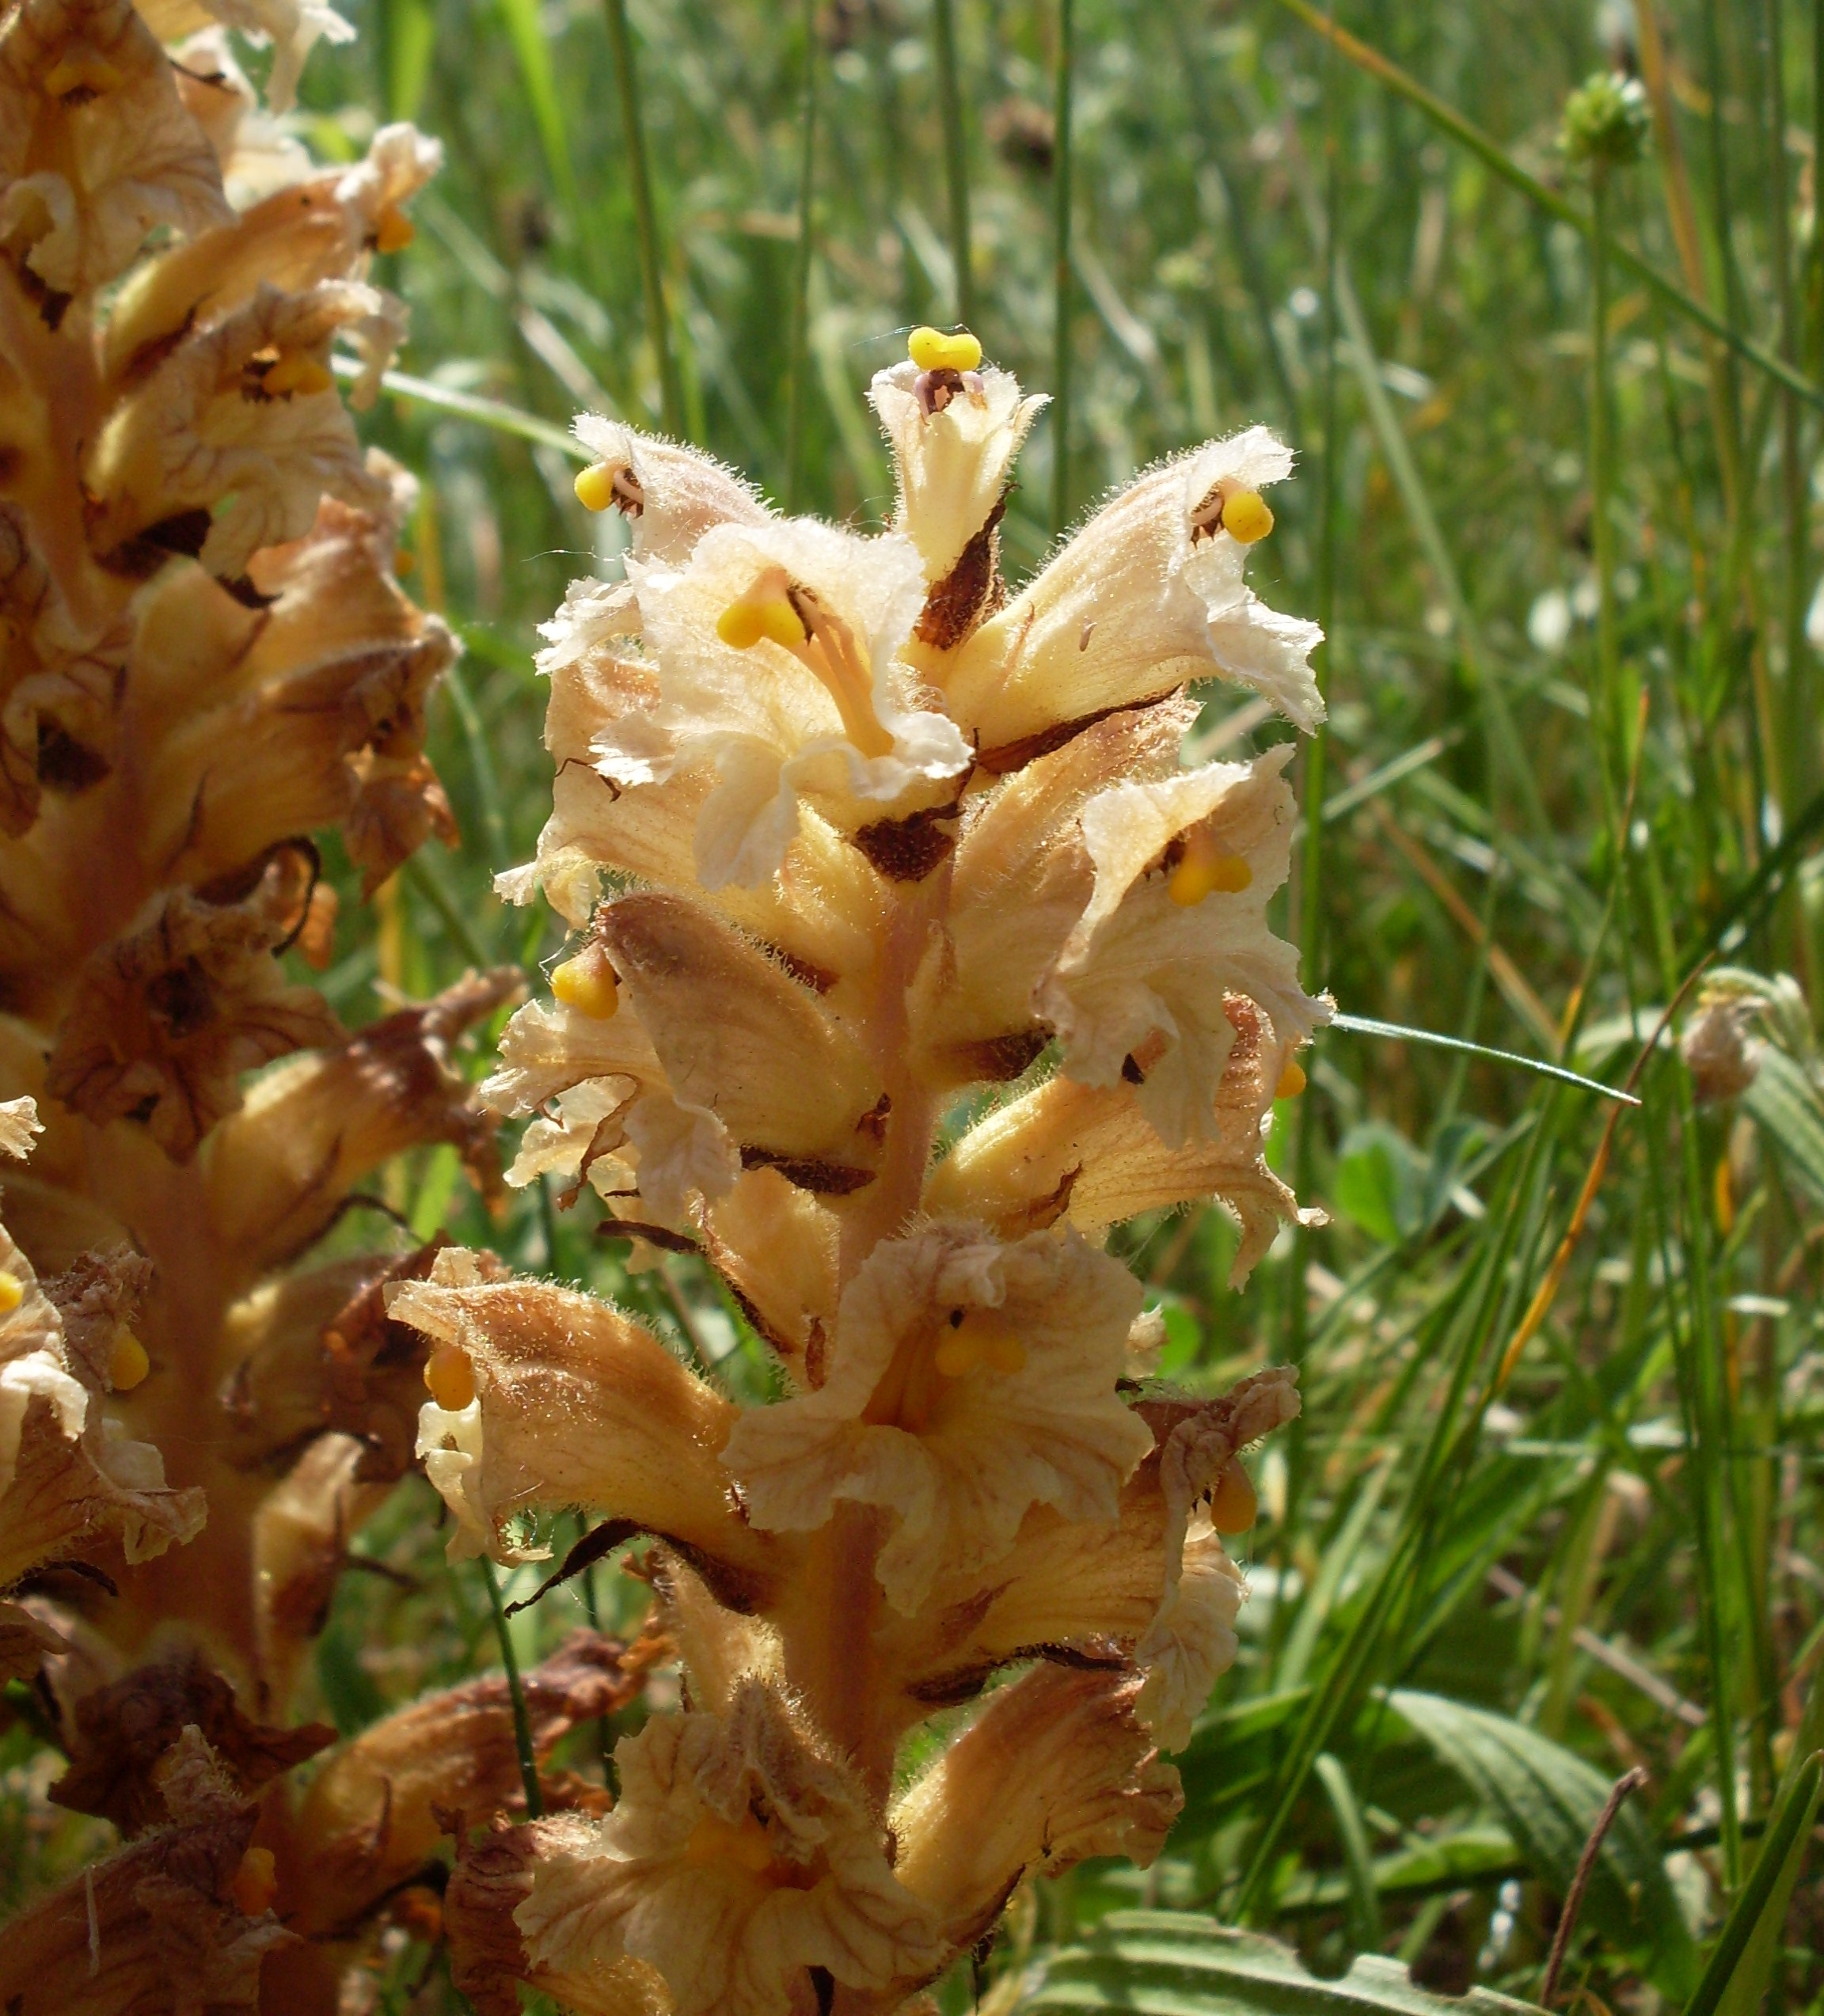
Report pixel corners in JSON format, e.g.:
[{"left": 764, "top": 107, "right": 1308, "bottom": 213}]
[
  {"left": 724, "top": 1220, "right": 1150, "bottom": 1614},
  {"left": 1038, "top": 744, "right": 1331, "bottom": 1147},
  {"left": 939, "top": 428, "right": 1323, "bottom": 760},
  {"left": 891, "top": 1665, "right": 1179, "bottom": 1952},
  {"left": 515, "top": 1680, "right": 942, "bottom": 2016},
  {"left": 393, "top": 1248, "right": 765, "bottom": 1580},
  {"left": 0, "top": 0, "right": 234, "bottom": 298},
  {"left": 85, "top": 278, "right": 394, "bottom": 580},
  {"left": 924, "top": 995, "right": 1315, "bottom": 1283}
]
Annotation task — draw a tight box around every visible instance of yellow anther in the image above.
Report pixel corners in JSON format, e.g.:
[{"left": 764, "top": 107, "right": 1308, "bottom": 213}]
[
  {"left": 551, "top": 943, "right": 620, "bottom": 1021},
  {"left": 908, "top": 325, "right": 983, "bottom": 374},
  {"left": 44, "top": 48, "right": 124, "bottom": 97},
  {"left": 1220, "top": 488, "right": 1275, "bottom": 545},
  {"left": 1208, "top": 1458, "right": 1258, "bottom": 1535},
  {"left": 261, "top": 350, "right": 334, "bottom": 397},
  {"left": 108, "top": 1326, "right": 150, "bottom": 1392},
  {"left": 933, "top": 1311, "right": 1028, "bottom": 1381},
  {"left": 686, "top": 1812, "right": 776, "bottom": 1875},
  {"left": 0, "top": 1270, "right": 22, "bottom": 1316},
  {"left": 230, "top": 1845, "right": 279, "bottom": 1918},
  {"left": 373, "top": 204, "right": 415, "bottom": 254},
  {"left": 716, "top": 593, "right": 806, "bottom": 652},
  {"left": 424, "top": 1343, "right": 477, "bottom": 1412},
  {"left": 1275, "top": 1057, "right": 1307, "bottom": 1101},
  {"left": 1168, "top": 832, "right": 1253, "bottom": 907},
  {"left": 573, "top": 461, "right": 620, "bottom": 513}
]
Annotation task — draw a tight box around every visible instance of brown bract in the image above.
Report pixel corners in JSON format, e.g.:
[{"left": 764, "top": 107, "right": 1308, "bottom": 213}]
[{"left": 46, "top": 848, "right": 340, "bottom": 1158}]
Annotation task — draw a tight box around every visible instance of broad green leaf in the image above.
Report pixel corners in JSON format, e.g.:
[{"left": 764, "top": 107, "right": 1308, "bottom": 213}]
[
  {"left": 1697, "top": 1752, "right": 1821, "bottom": 2016},
  {"left": 1743, "top": 1049, "right": 1824, "bottom": 1209},
  {"left": 1333, "top": 1122, "right": 1424, "bottom": 1243},
  {"left": 1014, "top": 1912, "right": 1543, "bottom": 2016},
  {"left": 1275, "top": 1825, "right": 1519, "bottom": 1916},
  {"left": 1386, "top": 1691, "right": 1696, "bottom": 1995}
]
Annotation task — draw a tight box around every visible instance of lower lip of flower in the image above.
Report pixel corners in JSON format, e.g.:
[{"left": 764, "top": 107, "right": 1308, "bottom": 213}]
[{"left": 863, "top": 1310, "right": 1025, "bottom": 1434}]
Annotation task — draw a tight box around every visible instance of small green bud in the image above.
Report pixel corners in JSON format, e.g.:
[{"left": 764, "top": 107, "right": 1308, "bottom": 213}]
[{"left": 1559, "top": 70, "right": 1651, "bottom": 169}]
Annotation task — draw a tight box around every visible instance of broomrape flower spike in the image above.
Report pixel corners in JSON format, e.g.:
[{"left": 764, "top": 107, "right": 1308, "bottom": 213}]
[
  {"left": 0, "top": 6, "right": 580, "bottom": 2010},
  {"left": 410, "top": 332, "right": 1332, "bottom": 2013}
]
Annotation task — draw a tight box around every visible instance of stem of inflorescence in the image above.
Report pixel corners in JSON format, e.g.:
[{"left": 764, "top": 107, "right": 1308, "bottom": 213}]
[
  {"left": 785, "top": 0, "right": 819, "bottom": 511},
  {"left": 602, "top": 0, "right": 686, "bottom": 439},
  {"left": 482, "top": 1557, "right": 545, "bottom": 1819},
  {"left": 1050, "top": 0, "right": 1074, "bottom": 538},
  {"left": 930, "top": 0, "right": 974, "bottom": 327}
]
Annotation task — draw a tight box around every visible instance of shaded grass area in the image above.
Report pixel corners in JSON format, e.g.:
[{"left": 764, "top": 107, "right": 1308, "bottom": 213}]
[{"left": 11, "top": 0, "right": 1824, "bottom": 2010}]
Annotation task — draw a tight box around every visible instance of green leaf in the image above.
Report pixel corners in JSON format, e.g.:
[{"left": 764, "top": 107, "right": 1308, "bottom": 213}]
[
  {"left": 1013, "top": 1912, "right": 1544, "bottom": 2016},
  {"left": 1743, "top": 1049, "right": 1824, "bottom": 1209},
  {"left": 1696, "top": 1752, "right": 1821, "bottom": 2016},
  {"left": 1386, "top": 1691, "right": 1696, "bottom": 1995},
  {"left": 1333, "top": 1122, "right": 1424, "bottom": 1243}
]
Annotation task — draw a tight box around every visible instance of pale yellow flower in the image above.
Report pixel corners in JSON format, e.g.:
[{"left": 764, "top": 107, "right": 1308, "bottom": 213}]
[
  {"left": 891, "top": 1665, "right": 1179, "bottom": 1953},
  {"left": 598, "top": 519, "right": 971, "bottom": 888},
  {"left": 938, "top": 427, "right": 1323, "bottom": 763},
  {"left": 868, "top": 357, "right": 1045, "bottom": 606},
  {"left": 1038, "top": 744, "right": 1330, "bottom": 1145},
  {"left": 923, "top": 993, "right": 1312, "bottom": 1281},
  {"left": 515, "top": 1680, "right": 943, "bottom": 2016},
  {"left": 724, "top": 1219, "right": 1151, "bottom": 1614}
]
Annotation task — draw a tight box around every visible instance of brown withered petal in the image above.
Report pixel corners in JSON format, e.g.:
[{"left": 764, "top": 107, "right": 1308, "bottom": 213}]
[
  {"left": 447, "top": 1813, "right": 672, "bottom": 2016},
  {"left": 45, "top": 851, "right": 341, "bottom": 1160},
  {"left": 0, "top": 0, "right": 234, "bottom": 300},
  {"left": 50, "top": 1647, "right": 334, "bottom": 1832},
  {"left": 288, "top": 1630, "right": 646, "bottom": 1938},
  {"left": 139, "top": 500, "right": 460, "bottom": 891},
  {"left": 891, "top": 1664, "right": 1180, "bottom": 1952},
  {"left": 0, "top": 1725, "right": 293, "bottom": 2016},
  {"left": 0, "top": 1379, "right": 206, "bottom": 1589},
  {"left": 0, "top": 1594, "right": 64, "bottom": 1680}
]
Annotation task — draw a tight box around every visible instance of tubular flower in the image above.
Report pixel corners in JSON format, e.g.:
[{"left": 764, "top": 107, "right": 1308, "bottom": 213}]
[
  {"left": 514, "top": 1679, "right": 944, "bottom": 2016},
  {"left": 411, "top": 332, "right": 1328, "bottom": 2014},
  {"left": 0, "top": 8, "right": 536, "bottom": 2008}
]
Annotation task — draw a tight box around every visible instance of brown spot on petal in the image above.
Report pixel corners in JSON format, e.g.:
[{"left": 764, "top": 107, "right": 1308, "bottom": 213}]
[
  {"left": 739, "top": 1146, "right": 876, "bottom": 1195},
  {"left": 915, "top": 491, "right": 1009, "bottom": 651},
  {"left": 974, "top": 688, "right": 1188, "bottom": 778},
  {"left": 852, "top": 801, "right": 962, "bottom": 883}
]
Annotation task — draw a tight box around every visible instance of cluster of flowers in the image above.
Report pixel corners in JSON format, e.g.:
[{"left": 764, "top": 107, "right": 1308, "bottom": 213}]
[
  {"left": 399, "top": 325, "right": 1331, "bottom": 2015},
  {"left": 0, "top": 3, "right": 631, "bottom": 2008}
]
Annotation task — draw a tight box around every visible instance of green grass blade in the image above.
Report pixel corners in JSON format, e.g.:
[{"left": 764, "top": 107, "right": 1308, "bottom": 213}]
[
  {"left": 1328, "top": 1015, "right": 1640, "bottom": 1106},
  {"left": 1687, "top": 1753, "right": 1822, "bottom": 2016},
  {"left": 1271, "top": 0, "right": 1824, "bottom": 414}
]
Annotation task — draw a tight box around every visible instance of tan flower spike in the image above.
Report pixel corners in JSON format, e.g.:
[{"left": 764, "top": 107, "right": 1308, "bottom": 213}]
[{"left": 409, "top": 325, "right": 1328, "bottom": 2014}]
